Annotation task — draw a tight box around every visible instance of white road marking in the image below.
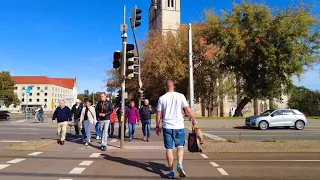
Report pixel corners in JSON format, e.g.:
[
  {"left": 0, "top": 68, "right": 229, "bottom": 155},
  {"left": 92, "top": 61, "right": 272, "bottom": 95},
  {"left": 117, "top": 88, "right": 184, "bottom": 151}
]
[
  {"left": 0, "top": 140, "right": 27, "bottom": 143},
  {"left": 11, "top": 120, "right": 26, "bottom": 123},
  {"left": 69, "top": 167, "right": 86, "bottom": 174},
  {"left": 18, "top": 128, "right": 38, "bottom": 130},
  {"left": 79, "top": 161, "right": 93, "bottom": 166},
  {"left": 110, "top": 138, "right": 118, "bottom": 143},
  {"left": 0, "top": 164, "right": 10, "bottom": 170},
  {"left": 59, "top": 179, "right": 73, "bottom": 180},
  {"left": 210, "top": 162, "right": 219, "bottom": 167},
  {"left": 186, "top": 127, "right": 226, "bottom": 141},
  {"left": 200, "top": 154, "right": 208, "bottom": 159},
  {"left": 6, "top": 158, "right": 26, "bottom": 164},
  {"left": 217, "top": 168, "right": 229, "bottom": 175},
  {"left": 89, "top": 153, "right": 101, "bottom": 158},
  {"left": 28, "top": 152, "right": 43, "bottom": 156}
]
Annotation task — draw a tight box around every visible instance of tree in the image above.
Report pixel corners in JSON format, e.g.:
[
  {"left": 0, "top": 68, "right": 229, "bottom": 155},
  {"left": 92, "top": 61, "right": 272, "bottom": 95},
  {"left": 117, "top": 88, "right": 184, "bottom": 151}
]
[
  {"left": 203, "top": 1, "right": 320, "bottom": 116},
  {"left": 0, "top": 71, "right": 19, "bottom": 107}
]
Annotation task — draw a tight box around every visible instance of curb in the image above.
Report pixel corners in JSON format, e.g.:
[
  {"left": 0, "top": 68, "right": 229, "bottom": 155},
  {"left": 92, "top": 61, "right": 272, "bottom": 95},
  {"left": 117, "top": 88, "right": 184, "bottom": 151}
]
[{"left": 4, "top": 139, "right": 57, "bottom": 151}]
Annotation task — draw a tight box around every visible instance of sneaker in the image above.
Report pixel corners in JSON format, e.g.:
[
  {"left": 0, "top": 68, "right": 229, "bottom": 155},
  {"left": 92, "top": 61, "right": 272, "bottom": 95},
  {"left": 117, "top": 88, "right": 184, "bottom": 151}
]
[
  {"left": 177, "top": 163, "right": 186, "bottom": 178},
  {"left": 101, "top": 146, "right": 106, "bottom": 151},
  {"left": 85, "top": 142, "right": 89, "bottom": 146},
  {"left": 166, "top": 171, "right": 175, "bottom": 179},
  {"left": 143, "top": 136, "right": 146, "bottom": 141},
  {"left": 147, "top": 138, "right": 150, "bottom": 142},
  {"left": 96, "top": 136, "right": 100, "bottom": 140},
  {"left": 128, "top": 138, "right": 132, "bottom": 142}
]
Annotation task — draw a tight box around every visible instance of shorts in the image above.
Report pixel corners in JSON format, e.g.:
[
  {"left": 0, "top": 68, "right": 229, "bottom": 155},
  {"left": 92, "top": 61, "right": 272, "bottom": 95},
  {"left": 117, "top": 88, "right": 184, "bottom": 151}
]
[{"left": 163, "top": 128, "right": 185, "bottom": 150}]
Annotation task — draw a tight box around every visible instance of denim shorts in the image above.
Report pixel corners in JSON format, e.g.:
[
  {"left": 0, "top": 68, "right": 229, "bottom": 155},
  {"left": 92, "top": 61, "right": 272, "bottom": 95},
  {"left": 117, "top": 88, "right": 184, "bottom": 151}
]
[{"left": 163, "top": 128, "right": 185, "bottom": 150}]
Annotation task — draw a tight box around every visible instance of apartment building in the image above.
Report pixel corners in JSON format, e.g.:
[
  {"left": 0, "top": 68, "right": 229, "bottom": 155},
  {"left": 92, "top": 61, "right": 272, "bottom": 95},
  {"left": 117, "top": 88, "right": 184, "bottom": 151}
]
[{"left": 0, "top": 76, "right": 77, "bottom": 112}]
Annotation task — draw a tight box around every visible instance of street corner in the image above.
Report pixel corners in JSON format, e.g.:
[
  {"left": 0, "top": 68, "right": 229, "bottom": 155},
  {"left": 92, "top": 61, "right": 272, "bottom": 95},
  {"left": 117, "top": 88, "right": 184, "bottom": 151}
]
[{"left": 4, "top": 139, "right": 57, "bottom": 151}]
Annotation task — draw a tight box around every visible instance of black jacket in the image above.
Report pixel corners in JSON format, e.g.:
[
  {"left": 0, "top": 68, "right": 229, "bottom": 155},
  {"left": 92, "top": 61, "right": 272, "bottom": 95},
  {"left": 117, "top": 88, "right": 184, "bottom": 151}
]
[
  {"left": 139, "top": 105, "right": 154, "bottom": 121},
  {"left": 71, "top": 104, "right": 83, "bottom": 120},
  {"left": 95, "top": 100, "right": 113, "bottom": 120},
  {"left": 52, "top": 106, "right": 72, "bottom": 123}
]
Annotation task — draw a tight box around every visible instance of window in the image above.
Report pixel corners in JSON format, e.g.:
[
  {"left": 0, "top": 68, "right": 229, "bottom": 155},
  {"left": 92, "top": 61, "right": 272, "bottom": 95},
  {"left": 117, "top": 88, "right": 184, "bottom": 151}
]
[
  {"left": 37, "top": 86, "right": 40, "bottom": 90},
  {"left": 272, "top": 110, "right": 284, "bottom": 116},
  {"left": 45, "top": 86, "right": 48, "bottom": 90},
  {"left": 22, "top": 98, "right": 25, "bottom": 102},
  {"left": 22, "top": 86, "right": 25, "bottom": 90},
  {"left": 29, "top": 93, "right": 32, "bottom": 96},
  {"left": 14, "top": 87, "right": 18, "bottom": 90},
  {"left": 37, "top": 93, "right": 40, "bottom": 96},
  {"left": 168, "top": 0, "right": 174, "bottom": 8},
  {"left": 45, "top": 93, "right": 47, "bottom": 96},
  {"left": 22, "top": 93, "right": 25, "bottom": 97},
  {"left": 44, "top": 99, "right": 47, "bottom": 102},
  {"left": 37, "top": 99, "right": 40, "bottom": 102},
  {"left": 29, "top": 99, "right": 32, "bottom": 102},
  {"left": 283, "top": 110, "right": 295, "bottom": 115}
]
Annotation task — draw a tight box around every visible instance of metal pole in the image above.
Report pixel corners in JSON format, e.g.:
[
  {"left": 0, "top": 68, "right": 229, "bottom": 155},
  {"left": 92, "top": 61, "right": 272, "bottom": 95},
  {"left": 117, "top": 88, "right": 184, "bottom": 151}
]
[
  {"left": 188, "top": 23, "right": 194, "bottom": 112},
  {"left": 92, "top": 89, "right": 95, "bottom": 105},
  {"left": 138, "top": 58, "right": 142, "bottom": 108},
  {"left": 26, "top": 93, "right": 28, "bottom": 119},
  {"left": 120, "top": 5, "right": 127, "bottom": 149}
]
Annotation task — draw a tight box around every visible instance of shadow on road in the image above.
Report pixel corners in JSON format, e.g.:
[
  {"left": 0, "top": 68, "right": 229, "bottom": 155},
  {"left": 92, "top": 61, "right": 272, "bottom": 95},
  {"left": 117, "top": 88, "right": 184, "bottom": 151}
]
[{"left": 102, "top": 154, "right": 168, "bottom": 178}]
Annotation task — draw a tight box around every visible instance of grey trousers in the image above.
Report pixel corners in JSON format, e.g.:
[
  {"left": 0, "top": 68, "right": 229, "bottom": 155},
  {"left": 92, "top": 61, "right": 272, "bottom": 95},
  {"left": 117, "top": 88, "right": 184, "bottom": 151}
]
[{"left": 100, "top": 120, "right": 110, "bottom": 146}]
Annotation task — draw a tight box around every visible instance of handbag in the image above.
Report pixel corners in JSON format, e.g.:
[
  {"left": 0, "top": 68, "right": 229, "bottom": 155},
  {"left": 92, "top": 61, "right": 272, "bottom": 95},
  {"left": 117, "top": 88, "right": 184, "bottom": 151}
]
[{"left": 188, "top": 125, "right": 202, "bottom": 153}]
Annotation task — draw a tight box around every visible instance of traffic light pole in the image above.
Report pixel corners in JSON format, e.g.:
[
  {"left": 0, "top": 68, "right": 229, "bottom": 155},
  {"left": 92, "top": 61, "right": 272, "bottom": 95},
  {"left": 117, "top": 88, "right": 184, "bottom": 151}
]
[
  {"left": 188, "top": 23, "right": 195, "bottom": 113},
  {"left": 120, "top": 5, "right": 127, "bottom": 149}
]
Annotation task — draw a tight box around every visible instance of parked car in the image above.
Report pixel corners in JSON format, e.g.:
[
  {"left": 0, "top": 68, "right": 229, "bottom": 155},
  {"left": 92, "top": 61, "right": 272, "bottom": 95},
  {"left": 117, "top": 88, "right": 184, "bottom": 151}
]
[
  {"left": 245, "top": 109, "right": 307, "bottom": 130},
  {"left": 0, "top": 111, "right": 10, "bottom": 120}
]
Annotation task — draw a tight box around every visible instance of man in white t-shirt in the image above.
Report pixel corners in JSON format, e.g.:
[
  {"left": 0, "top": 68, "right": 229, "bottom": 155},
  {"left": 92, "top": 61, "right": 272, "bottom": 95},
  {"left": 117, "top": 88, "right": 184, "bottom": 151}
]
[{"left": 156, "top": 80, "right": 197, "bottom": 179}]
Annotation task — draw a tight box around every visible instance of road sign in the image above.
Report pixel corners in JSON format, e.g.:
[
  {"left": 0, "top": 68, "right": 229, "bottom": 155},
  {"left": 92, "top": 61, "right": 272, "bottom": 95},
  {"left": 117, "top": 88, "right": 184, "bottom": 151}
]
[
  {"left": 139, "top": 80, "right": 143, "bottom": 89},
  {"left": 26, "top": 88, "right": 30, "bottom": 94},
  {"left": 51, "top": 102, "right": 55, "bottom": 108},
  {"left": 120, "top": 24, "right": 128, "bottom": 31}
]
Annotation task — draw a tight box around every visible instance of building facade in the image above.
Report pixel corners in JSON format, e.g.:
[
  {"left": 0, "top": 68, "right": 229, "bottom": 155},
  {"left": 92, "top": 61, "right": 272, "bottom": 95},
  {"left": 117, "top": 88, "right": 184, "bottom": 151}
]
[
  {"left": 148, "top": 0, "right": 288, "bottom": 117},
  {"left": 0, "top": 76, "right": 77, "bottom": 112}
]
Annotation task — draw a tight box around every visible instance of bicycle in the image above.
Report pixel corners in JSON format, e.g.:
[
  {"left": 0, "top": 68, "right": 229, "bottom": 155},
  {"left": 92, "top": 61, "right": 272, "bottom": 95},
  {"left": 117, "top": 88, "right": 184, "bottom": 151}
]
[{"left": 30, "top": 113, "right": 47, "bottom": 123}]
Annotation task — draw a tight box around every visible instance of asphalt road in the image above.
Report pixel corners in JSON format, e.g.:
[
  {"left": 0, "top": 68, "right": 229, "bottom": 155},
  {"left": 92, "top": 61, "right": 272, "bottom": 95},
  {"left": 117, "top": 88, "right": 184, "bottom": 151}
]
[{"left": 201, "top": 127, "right": 320, "bottom": 141}]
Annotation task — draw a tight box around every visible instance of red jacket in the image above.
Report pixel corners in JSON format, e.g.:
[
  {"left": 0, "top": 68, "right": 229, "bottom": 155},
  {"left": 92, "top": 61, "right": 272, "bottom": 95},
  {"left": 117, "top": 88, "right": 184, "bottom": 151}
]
[{"left": 110, "top": 109, "right": 117, "bottom": 124}]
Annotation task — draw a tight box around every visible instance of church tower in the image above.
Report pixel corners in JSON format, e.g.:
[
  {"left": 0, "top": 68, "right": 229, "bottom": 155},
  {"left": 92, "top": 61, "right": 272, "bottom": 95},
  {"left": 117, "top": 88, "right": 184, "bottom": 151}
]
[{"left": 149, "top": 0, "right": 181, "bottom": 33}]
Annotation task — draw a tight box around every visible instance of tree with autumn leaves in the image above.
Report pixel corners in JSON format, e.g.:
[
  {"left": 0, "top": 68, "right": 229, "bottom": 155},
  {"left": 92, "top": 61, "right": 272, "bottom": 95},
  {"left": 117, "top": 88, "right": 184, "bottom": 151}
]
[{"left": 105, "top": 1, "right": 319, "bottom": 117}]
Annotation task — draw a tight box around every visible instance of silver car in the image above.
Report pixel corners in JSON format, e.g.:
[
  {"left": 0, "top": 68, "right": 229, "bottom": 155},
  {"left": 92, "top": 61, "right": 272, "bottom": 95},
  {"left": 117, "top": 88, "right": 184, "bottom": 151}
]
[{"left": 245, "top": 109, "right": 307, "bottom": 130}]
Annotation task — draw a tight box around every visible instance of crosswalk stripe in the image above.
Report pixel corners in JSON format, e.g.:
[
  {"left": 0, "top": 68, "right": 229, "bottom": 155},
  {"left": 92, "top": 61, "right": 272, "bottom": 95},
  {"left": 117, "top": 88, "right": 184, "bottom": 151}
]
[
  {"left": 28, "top": 152, "right": 43, "bottom": 156},
  {"left": 0, "top": 164, "right": 10, "bottom": 170},
  {"left": 210, "top": 162, "right": 219, "bottom": 167},
  {"left": 217, "top": 168, "right": 229, "bottom": 175},
  {"left": 6, "top": 158, "right": 26, "bottom": 164},
  {"left": 79, "top": 161, "right": 93, "bottom": 166},
  {"left": 89, "top": 153, "right": 101, "bottom": 158},
  {"left": 69, "top": 167, "right": 85, "bottom": 174}
]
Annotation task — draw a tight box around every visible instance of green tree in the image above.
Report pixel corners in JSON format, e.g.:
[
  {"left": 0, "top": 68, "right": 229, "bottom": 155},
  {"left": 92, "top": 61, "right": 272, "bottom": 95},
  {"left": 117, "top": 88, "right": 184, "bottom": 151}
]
[
  {"left": 203, "top": 1, "right": 320, "bottom": 116},
  {"left": 0, "top": 71, "right": 19, "bottom": 107}
]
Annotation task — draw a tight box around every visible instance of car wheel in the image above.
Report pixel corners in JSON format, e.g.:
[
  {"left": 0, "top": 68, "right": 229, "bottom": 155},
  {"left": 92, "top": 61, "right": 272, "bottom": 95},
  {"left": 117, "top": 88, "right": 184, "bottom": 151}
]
[
  {"left": 6, "top": 116, "right": 10, "bottom": 121},
  {"left": 295, "top": 120, "right": 304, "bottom": 130},
  {"left": 259, "top": 121, "right": 269, "bottom": 130}
]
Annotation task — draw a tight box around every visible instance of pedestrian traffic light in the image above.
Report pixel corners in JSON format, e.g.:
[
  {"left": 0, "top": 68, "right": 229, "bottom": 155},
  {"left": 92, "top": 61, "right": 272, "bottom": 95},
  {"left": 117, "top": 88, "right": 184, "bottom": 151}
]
[
  {"left": 113, "top": 51, "right": 121, "bottom": 69},
  {"left": 131, "top": 6, "right": 142, "bottom": 29},
  {"left": 125, "top": 43, "right": 136, "bottom": 79}
]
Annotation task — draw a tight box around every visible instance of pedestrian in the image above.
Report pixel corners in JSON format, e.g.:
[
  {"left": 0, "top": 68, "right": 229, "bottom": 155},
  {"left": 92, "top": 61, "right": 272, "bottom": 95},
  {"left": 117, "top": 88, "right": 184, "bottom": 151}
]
[
  {"left": 52, "top": 99, "right": 73, "bottom": 145},
  {"left": 117, "top": 104, "right": 128, "bottom": 138},
  {"left": 156, "top": 80, "right": 197, "bottom": 179},
  {"left": 108, "top": 106, "right": 117, "bottom": 138},
  {"left": 126, "top": 101, "right": 140, "bottom": 142},
  {"left": 80, "top": 100, "right": 97, "bottom": 146},
  {"left": 71, "top": 99, "right": 83, "bottom": 137},
  {"left": 95, "top": 93, "right": 113, "bottom": 151},
  {"left": 81, "top": 102, "right": 87, "bottom": 141},
  {"left": 139, "top": 99, "right": 154, "bottom": 142}
]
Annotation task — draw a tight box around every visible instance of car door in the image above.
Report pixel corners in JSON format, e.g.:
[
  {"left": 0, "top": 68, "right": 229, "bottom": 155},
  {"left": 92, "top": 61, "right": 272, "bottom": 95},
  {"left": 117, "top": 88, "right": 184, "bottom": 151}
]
[
  {"left": 270, "top": 110, "right": 285, "bottom": 126},
  {"left": 282, "top": 110, "right": 296, "bottom": 126}
]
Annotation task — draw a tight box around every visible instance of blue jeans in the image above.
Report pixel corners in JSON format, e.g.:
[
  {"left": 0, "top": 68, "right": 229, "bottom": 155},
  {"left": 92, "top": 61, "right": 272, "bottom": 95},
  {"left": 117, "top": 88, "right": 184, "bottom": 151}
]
[
  {"left": 128, "top": 123, "right": 136, "bottom": 140},
  {"left": 83, "top": 120, "right": 93, "bottom": 143},
  {"left": 142, "top": 120, "right": 151, "bottom": 138},
  {"left": 163, "top": 129, "right": 186, "bottom": 150},
  {"left": 95, "top": 121, "right": 102, "bottom": 137}
]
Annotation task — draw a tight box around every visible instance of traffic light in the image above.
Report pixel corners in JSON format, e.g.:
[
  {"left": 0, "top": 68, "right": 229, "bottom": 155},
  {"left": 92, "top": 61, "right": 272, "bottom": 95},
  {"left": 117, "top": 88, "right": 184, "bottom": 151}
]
[
  {"left": 131, "top": 6, "right": 142, "bottom": 29},
  {"left": 113, "top": 51, "right": 121, "bottom": 69},
  {"left": 126, "top": 43, "right": 136, "bottom": 79}
]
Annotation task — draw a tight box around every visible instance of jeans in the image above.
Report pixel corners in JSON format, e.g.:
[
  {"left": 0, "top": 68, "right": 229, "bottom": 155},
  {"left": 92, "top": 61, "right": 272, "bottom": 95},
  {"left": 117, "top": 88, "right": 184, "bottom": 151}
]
[
  {"left": 142, "top": 120, "right": 151, "bottom": 138},
  {"left": 108, "top": 123, "right": 115, "bottom": 136},
  {"left": 81, "top": 121, "right": 86, "bottom": 139},
  {"left": 118, "top": 122, "right": 127, "bottom": 138},
  {"left": 128, "top": 123, "right": 136, "bottom": 140},
  {"left": 83, "top": 120, "right": 93, "bottom": 143},
  {"left": 95, "top": 121, "right": 102, "bottom": 137},
  {"left": 100, "top": 120, "right": 110, "bottom": 147},
  {"left": 163, "top": 128, "right": 186, "bottom": 150}
]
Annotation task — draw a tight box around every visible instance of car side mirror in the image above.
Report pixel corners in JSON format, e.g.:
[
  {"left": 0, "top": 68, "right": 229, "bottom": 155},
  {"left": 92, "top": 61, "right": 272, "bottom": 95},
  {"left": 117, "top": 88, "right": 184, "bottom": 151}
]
[{"left": 270, "top": 114, "right": 274, "bottom": 117}]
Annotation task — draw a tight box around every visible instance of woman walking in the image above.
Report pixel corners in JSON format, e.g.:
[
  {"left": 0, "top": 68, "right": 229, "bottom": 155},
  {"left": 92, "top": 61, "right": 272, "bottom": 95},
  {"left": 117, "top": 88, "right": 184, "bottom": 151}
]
[
  {"left": 80, "top": 100, "right": 97, "bottom": 146},
  {"left": 126, "top": 101, "right": 140, "bottom": 142}
]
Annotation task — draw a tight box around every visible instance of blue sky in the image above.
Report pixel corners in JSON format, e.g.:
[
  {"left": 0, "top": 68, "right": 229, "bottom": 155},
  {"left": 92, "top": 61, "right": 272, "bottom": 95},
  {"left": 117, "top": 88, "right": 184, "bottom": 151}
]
[{"left": 0, "top": 0, "right": 319, "bottom": 93}]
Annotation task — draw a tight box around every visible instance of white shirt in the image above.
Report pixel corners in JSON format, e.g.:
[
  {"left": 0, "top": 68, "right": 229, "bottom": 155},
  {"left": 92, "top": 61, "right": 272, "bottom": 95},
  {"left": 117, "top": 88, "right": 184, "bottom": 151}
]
[{"left": 157, "top": 92, "right": 189, "bottom": 129}]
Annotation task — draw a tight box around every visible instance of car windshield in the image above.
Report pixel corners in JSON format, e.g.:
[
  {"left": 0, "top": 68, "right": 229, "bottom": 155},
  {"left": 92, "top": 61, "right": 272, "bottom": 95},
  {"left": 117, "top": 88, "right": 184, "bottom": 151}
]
[{"left": 260, "top": 110, "right": 274, "bottom": 116}]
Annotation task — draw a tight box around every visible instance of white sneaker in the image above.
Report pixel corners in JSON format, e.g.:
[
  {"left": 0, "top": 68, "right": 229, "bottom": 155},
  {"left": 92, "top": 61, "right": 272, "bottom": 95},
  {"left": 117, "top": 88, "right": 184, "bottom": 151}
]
[
  {"left": 96, "top": 136, "right": 100, "bottom": 140},
  {"left": 85, "top": 142, "right": 89, "bottom": 146}
]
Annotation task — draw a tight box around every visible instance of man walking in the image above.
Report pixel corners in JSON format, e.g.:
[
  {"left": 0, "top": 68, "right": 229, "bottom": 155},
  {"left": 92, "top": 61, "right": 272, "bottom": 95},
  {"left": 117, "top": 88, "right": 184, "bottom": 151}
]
[
  {"left": 71, "top": 99, "right": 82, "bottom": 136},
  {"left": 52, "top": 100, "right": 73, "bottom": 145},
  {"left": 156, "top": 80, "right": 197, "bottom": 179},
  {"left": 139, "top": 99, "right": 154, "bottom": 142},
  {"left": 95, "top": 93, "right": 113, "bottom": 151}
]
